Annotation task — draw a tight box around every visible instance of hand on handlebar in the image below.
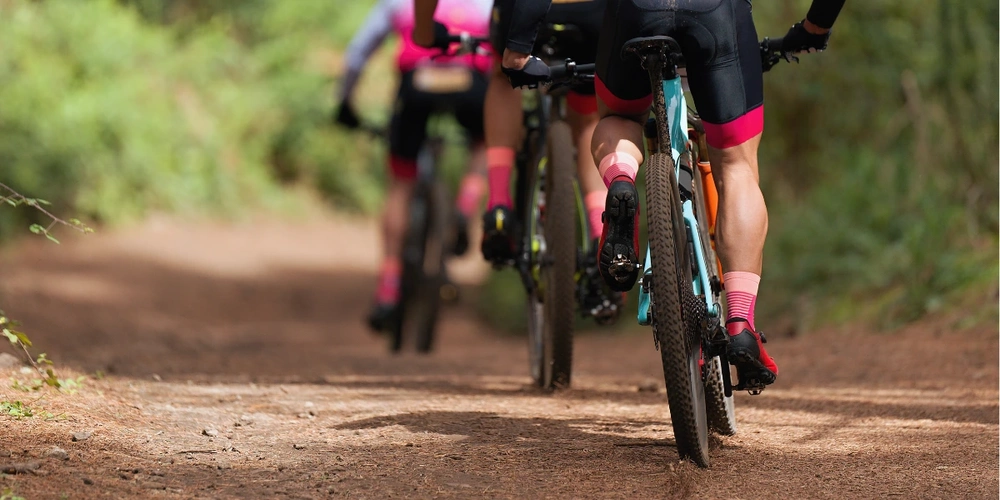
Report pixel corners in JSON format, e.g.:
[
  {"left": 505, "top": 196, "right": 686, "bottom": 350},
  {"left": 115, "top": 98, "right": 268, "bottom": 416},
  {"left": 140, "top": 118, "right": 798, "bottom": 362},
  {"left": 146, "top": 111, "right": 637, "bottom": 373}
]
[
  {"left": 334, "top": 101, "right": 360, "bottom": 130},
  {"left": 781, "top": 20, "right": 831, "bottom": 55},
  {"left": 413, "top": 21, "right": 451, "bottom": 50},
  {"left": 501, "top": 56, "right": 551, "bottom": 89}
]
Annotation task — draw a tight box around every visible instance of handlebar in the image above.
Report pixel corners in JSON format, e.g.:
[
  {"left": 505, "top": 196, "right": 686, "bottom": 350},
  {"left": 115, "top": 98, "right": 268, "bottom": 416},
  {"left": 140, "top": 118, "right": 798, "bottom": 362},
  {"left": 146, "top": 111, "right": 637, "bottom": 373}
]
[
  {"left": 760, "top": 36, "right": 796, "bottom": 72},
  {"left": 548, "top": 60, "right": 596, "bottom": 82},
  {"left": 435, "top": 33, "right": 491, "bottom": 58}
]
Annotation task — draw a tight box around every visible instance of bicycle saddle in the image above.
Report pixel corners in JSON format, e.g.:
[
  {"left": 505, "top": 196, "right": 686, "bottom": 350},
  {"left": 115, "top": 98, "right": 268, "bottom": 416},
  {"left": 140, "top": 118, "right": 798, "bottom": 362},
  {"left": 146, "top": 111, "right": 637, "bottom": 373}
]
[{"left": 622, "top": 36, "right": 684, "bottom": 63}]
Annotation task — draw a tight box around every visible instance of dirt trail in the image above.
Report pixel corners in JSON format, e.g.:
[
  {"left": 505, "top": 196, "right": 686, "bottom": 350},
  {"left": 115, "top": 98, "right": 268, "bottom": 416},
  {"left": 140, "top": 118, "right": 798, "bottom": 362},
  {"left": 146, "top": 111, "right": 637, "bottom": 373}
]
[{"left": 0, "top": 215, "right": 996, "bottom": 499}]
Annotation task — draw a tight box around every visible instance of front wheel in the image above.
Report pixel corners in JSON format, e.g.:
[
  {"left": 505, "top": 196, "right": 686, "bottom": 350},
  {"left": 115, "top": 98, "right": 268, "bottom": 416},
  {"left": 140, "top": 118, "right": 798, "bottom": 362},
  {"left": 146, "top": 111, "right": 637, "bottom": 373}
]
[{"left": 646, "top": 152, "right": 710, "bottom": 467}]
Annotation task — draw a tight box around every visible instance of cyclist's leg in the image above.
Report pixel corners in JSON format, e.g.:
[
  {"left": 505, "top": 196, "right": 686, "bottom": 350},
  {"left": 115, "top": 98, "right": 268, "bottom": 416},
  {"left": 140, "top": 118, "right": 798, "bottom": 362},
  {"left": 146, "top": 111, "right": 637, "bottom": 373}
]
[
  {"left": 372, "top": 72, "right": 431, "bottom": 323},
  {"left": 453, "top": 70, "right": 490, "bottom": 256},
  {"left": 680, "top": 0, "right": 776, "bottom": 384},
  {"left": 565, "top": 92, "right": 607, "bottom": 242},
  {"left": 589, "top": 0, "right": 656, "bottom": 292},
  {"left": 481, "top": 0, "right": 523, "bottom": 262}
]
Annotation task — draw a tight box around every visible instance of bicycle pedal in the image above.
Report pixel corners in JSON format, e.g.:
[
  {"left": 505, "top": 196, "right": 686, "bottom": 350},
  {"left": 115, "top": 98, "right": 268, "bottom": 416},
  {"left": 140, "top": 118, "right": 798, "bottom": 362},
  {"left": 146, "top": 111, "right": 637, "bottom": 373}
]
[{"left": 608, "top": 255, "right": 637, "bottom": 282}]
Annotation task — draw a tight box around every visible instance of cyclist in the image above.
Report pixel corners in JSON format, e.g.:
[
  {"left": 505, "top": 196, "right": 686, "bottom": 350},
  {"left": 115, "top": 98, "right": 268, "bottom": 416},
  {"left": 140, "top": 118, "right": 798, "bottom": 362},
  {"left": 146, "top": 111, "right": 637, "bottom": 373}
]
[
  {"left": 335, "top": 0, "right": 494, "bottom": 331},
  {"left": 413, "top": 0, "right": 612, "bottom": 274},
  {"left": 500, "top": 0, "right": 846, "bottom": 389}
]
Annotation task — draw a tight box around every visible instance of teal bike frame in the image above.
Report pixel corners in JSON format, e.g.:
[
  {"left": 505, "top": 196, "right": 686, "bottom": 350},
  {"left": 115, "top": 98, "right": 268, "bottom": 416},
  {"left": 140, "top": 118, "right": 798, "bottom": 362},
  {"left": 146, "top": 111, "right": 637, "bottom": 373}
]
[{"left": 637, "top": 76, "right": 721, "bottom": 325}]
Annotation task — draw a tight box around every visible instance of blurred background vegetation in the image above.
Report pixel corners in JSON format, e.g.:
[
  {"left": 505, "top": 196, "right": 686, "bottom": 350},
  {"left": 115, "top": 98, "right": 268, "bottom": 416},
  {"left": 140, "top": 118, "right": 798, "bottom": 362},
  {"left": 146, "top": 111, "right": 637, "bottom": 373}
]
[{"left": 0, "top": 0, "right": 996, "bottom": 333}]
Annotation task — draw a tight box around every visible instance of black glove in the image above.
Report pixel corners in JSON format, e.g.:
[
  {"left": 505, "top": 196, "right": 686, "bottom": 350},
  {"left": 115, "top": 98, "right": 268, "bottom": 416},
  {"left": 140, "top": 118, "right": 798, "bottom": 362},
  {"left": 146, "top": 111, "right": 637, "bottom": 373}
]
[
  {"left": 781, "top": 20, "right": 831, "bottom": 54},
  {"left": 413, "top": 21, "right": 451, "bottom": 50},
  {"left": 501, "top": 56, "right": 551, "bottom": 89},
  {"left": 335, "top": 101, "right": 360, "bottom": 129}
]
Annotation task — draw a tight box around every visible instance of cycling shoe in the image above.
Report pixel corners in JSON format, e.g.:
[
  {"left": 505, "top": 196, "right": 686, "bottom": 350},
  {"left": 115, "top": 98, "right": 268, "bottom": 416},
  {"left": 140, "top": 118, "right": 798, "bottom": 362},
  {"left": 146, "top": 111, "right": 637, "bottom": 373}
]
[
  {"left": 481, "top": 205, "right": 517, "bottom": 266},
  {"left": 598, "top": 177, "right": 640, "bottom": 292},
  {"left": 452, "top": 212, "right": 470, "bottom": 257},
  {"left": 725, "top": 318, "right": 778, "bottom": 394},
  {"left": 366, "top": 302, "right": 399, "bottom": 334}
]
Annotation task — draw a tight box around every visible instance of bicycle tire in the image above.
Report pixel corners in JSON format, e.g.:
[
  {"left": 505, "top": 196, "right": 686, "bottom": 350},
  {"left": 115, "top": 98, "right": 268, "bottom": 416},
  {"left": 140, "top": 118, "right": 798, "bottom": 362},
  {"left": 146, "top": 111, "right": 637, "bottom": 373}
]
[
  {"left": 412, "top": 180, "right": 449, "bottom": 353},
  {"left": 394, "top": 186, "right": 428, "bottom": 353},
  {"left": 693, "top": 165, "right": 737, "bottom": 435},
  {"left": 541, "top": 121, "right": 577, "bottom": 389},
  {"left": 396, "top": 180, "right": 447, "bottom": 353},
  {"left": 646, "top": 152, "right": 711, "bottom": 467}
]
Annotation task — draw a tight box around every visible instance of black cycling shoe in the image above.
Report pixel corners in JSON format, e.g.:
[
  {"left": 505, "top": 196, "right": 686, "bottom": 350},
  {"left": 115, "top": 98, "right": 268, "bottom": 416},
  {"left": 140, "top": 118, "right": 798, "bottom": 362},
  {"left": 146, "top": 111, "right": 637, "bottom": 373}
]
[
  {"left": 366, "top": 302, "right": 399, "bottom": 334},
  {"left": 598, "top": 178, "right": 641, "bottom": 292},
  {"left": 580, "top": 238, "right": 625, "bottom": 325},
  {"left": 725, "top": 318, "right": 778, "bottom": 394},
  {"left": 452, "top": 212, "right": 470, "bottom": 257},
  {"left": 481, "top": 205, "right": 517, "bottom": 266}
]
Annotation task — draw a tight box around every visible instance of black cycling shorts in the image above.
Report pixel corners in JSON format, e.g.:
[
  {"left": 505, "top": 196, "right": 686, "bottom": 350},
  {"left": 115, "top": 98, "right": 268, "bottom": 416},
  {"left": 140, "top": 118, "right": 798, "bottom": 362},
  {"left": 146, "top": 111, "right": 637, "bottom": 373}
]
[
  {"left": 388, "top": 67, "right": 488, "bottom": 180},
  {"left": 491, "top": 0, "right": 605, "bottom": 103},
  {"left": 596, "top": 0, "right": 764, "bottom": 148}
]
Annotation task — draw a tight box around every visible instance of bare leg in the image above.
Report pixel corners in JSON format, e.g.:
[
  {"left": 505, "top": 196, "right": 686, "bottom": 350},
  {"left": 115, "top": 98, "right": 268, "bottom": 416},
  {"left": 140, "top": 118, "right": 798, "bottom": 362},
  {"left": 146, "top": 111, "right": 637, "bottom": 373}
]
[
  {"left": 565, "top": 107, "right": 603, "bottom": 196},
  {"left": 485, "top": 62, "right": 522, "bottom": 155},
  {"left": 480, "top": 61, "right": 523, "bottom": 262},
  {"left": 381, "top": 178, "right": 415, "bottom": 264},
  {"left": 709, "top": 134, "right": 766, "bottom": 275}
]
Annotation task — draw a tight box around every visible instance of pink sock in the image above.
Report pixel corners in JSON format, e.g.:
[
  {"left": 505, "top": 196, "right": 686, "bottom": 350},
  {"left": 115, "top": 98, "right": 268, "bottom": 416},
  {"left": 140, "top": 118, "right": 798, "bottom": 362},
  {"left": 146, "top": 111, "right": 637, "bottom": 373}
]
[
  {"left": 375, "top": 258, "right": 402, "bottom": 305},
  {"left": 584, "top": 191, "right": 606, "bottom": 240},
  {"left": 456, "top": 174, "right": 486, "bottom": 217},
  {"left": 724, "top": 271, "right": 760, "bottom": 330},
  {"left": 598, "top": 152, "right": 639, "bottom": 188},
  {"left": 486, "top": 147, "right": 515, "bottom": 209}
]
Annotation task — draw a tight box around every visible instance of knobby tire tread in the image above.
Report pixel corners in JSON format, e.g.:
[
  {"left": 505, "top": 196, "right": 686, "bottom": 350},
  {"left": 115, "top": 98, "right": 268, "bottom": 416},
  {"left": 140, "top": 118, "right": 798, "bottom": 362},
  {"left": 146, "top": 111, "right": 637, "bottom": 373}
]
[
  {"left": 646, "top": 152, "right": 710, "bottom": 467},
  {"left": 543, "top": 122, "right": 577, "bottom": 389}
]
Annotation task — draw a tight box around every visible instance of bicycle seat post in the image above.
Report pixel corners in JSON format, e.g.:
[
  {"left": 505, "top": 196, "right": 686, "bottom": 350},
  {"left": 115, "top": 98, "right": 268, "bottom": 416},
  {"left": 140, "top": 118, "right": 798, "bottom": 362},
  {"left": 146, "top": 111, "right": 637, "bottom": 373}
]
[{"left": 622, "top": 36, "right": 684, "bottom": 152}]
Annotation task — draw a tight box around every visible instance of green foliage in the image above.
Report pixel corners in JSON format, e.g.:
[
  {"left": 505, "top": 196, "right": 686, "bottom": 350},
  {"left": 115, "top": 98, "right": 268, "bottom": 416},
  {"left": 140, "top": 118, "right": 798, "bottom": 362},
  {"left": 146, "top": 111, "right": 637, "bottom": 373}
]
[
  {"left": 0, "top": 488, "right": 27, "bottom": 500},
  {"left": 0, "top": 0, "right": 389, "bottom": 238},
  {"left": 0, "top": 400, "right": 33, "bottom": 419},
  {"left": 752, "top": 0, "right": 999, "bottom": 329}
]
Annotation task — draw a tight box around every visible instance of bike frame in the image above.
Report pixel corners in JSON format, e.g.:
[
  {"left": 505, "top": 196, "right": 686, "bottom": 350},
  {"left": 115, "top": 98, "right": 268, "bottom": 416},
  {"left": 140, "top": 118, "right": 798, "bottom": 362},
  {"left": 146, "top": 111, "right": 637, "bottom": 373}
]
[{"left": 637, "top": 75, "right": 721, "bottom": 325}]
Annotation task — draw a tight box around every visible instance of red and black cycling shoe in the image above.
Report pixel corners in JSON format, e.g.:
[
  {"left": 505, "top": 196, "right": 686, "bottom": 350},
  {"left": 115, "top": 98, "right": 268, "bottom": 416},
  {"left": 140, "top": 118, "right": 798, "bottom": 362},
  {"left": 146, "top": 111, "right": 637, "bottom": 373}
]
[
  {"left": 598, "top": 176, "right": 641, "bottom": 292},
  {"left": 725, "top": 318, "right": 778, "bottom": 393},
  {"left": 366, "top": 302, "right": 399, "bottom": 334},
  {"left": 481, "top": 205, "right": 517, "bottom": 266}
]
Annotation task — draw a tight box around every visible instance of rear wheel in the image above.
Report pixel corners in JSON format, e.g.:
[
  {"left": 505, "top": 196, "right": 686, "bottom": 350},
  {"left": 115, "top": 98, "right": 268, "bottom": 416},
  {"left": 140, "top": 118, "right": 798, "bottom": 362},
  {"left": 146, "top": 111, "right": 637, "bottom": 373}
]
[
  {"left": 692, "top": 162, "right": 736, "bottom": 435},
  {"left": 525, "top": 122, "right": 577, "bottom": 389},
  {"left": 646, "top": 152, "right": 710, "bottom": 467},
  {"left": 396, "top": 179, "right": 448, "bottom": 353},
  {"left": 541, "top": 122, "right": 577, "bottom": 389}
]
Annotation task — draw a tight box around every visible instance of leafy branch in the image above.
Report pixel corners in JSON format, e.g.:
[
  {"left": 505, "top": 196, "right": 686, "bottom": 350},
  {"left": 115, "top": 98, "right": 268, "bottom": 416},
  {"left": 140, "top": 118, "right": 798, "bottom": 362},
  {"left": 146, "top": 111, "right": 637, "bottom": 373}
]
[
  {"left": 0, "top": 181, "right": 93, "bottom": 243},
  {"left": 1, "top": 182, "right": 94, "bottom": 388}
]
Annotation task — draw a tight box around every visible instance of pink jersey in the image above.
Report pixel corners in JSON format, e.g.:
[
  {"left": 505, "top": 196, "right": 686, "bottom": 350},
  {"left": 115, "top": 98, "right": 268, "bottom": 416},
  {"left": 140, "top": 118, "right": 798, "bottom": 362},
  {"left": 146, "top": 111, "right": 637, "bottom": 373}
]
[
  {"left": 391, "top": 0, "right": 493, "bottom": 74},
  {"left": 340, "top": 0, "right": 493, "bottom": 102}
]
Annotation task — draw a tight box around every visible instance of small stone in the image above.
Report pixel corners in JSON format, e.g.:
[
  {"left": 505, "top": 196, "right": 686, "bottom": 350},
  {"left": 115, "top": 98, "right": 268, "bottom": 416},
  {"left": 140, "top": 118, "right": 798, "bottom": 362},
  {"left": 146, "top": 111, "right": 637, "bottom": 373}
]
[
  {"left": 0, "top": 353, "right": 21, "bottom": 369},
  {"left": 46, "top": 447, "right": 69, "bottom": 461},
  {"left": 72, "top": 431, "right": 92, "bottom": 442},
  {"left": 152, "top": 374, "right": 162, "bottom": 382},
  {"left": 637, "top": 379, "right": 661, "bottom": 392},
  {"left": 202, "top": 428, "right": 219, "bottom": 438},
  {"left": 293, "top": 444, "right": 306, "bottom": 450},
  {"left": 83, "top": 477, "right": 94, "bottom": 485},
  {"left": 119, "top": 472, "right": 130, "bottom": 480}
]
